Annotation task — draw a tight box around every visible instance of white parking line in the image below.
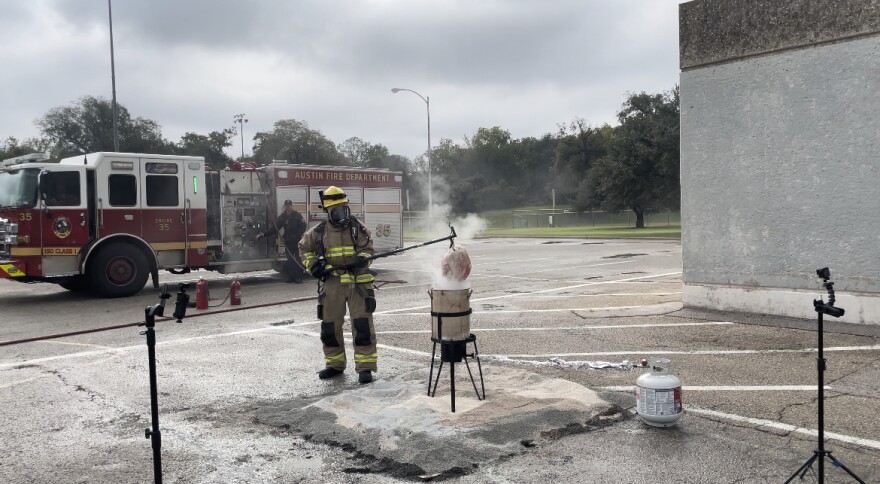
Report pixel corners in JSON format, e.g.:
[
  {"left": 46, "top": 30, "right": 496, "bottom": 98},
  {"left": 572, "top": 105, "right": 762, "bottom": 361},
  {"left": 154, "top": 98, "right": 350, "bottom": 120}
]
[
  {"left": 387, "top": 304, "right": 680, "bottom": 315},
  {"left": 526, "top": 292, "right": 682, "bottom": 298},
  {"left": 687, "top": 407, "right": 880, "bottom": 451},
  {"left": 496, "top": 345, "right": 880, "bottom": 358},
  {"left": 601, "top": 385, "right": 829, "bottom": 392},
  {"left": 374, "top": 322, "right": 734, "bottom": 334},
  {"left": 380, "top": 271, "right": 683, "bottom": 314},
  {"left": 0, "top": 326, "right": 279, "bottom": 370},
  {"left": 279, "top": 327, "right": 433, "bottom": 357}
]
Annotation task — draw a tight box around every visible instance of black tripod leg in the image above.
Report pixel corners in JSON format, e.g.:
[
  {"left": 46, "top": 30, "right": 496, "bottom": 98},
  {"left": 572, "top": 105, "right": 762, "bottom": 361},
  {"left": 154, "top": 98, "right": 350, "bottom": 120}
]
[
  {"left": 450, "top": 360, "right": 456, "bottom": 413},
  {"left": 463, "top": 357, "right": 482, "bottom": 400},
  {"left": 473, "top": 338, "right": 485, "bottom": 398},
  {"left": 784, "top": 453, "right": 818, "bottom": 484},
  {"left": 828, "top": 453, "right": 866, "bottom": 484},
  {"left": 427, "top": 341, "right": 437, "bottom": 396},
  {"left": 431, "top": 360, "right": 444, "bottom": 398}
]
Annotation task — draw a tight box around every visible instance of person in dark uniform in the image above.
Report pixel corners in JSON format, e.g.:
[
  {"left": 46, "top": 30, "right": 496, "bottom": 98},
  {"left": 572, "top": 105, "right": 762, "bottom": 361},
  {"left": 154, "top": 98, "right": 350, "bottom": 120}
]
[{"left": 258, "top": 199, "right": 307, "bottom": 283}]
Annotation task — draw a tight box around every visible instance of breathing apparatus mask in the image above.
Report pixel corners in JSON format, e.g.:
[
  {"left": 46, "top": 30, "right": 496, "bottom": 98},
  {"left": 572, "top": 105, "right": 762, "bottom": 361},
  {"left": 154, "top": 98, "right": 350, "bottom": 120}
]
[
  {"left": 328, "top": 204, "right": 350, "bottom": 226},
  {"left": 319, "top": 187, "right": 350, "bottom": 227}
]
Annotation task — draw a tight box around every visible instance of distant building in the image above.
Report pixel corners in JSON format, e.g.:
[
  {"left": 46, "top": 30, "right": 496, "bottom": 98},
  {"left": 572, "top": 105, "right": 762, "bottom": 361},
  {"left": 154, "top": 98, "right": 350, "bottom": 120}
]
[{"left": 679, "top": 0, "right": 880, "bottom": 325}]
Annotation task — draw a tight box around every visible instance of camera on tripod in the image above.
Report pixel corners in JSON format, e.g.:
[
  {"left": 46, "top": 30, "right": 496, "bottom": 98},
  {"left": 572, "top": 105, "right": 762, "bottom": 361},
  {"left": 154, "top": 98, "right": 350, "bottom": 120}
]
[
  {"left": 172, "top": 283, "right": 190, "bottom": 322},
  {"left": 147, "top": 283, "right": 191, "bottom": 323},
  {"left": 784, "top": 267, "right": 864, "bottom": 483},
  {"left": 814, "top": 267, "right": 844, "bottom": 319}
]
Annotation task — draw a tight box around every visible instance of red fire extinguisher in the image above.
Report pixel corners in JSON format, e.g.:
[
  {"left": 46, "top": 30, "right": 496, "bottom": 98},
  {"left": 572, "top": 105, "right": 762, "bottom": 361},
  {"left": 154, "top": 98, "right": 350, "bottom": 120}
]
[
  {"left": 230, "top": 277, "right": 242, "bottom": 306},
  {"left": 195, "top": 278, "right": 209, "bottom": 310}
]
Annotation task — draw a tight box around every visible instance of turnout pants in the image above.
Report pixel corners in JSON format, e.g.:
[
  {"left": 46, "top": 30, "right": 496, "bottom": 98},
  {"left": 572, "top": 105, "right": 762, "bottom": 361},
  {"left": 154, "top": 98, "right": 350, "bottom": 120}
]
[{"left": 319, "top": 278, "right": 377, "bottom": 372}]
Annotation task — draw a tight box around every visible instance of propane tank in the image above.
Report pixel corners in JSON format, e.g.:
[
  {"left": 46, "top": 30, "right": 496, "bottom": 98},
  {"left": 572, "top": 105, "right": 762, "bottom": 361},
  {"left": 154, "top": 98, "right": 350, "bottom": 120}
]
[
  {"left": 635, "top": 358, "right": 683, "bottom": 427},
  {"left": 230, "top": 277, "right": 242, "bottom": 306},
  {"left": 195, "top": 278, "right": 209, "bottom": 310}
]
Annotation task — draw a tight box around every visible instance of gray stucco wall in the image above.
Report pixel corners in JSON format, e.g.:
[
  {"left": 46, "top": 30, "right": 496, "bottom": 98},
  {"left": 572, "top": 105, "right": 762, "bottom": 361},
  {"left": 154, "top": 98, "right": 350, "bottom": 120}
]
[
  {"left": 680, "top": 0, "right": 880, "bottom": 69},
  {"left": 680, "top": 0, "right": 880, "bottom": 302}
]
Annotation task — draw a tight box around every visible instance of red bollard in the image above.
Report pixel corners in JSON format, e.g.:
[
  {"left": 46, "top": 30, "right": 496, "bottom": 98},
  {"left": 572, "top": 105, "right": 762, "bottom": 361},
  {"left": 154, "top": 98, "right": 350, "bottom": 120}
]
[
  {"left": 230, "top": 277, "right": 242, "bottom": 306},
  {"left": 195, "top": 278, "right": 209, "bottom": 310}
]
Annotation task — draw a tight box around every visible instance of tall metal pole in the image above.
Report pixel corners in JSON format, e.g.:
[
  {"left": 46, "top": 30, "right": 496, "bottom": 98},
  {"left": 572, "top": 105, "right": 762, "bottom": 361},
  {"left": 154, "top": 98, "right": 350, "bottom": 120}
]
[
  {"left": 391, "top": 88, "right": 432, "bottom": 216},
  {"left": 233, "top": 114, "right": 248, "bottom": 160},
  {"left": 108, "top": 0, "right": 119, "bottom": 152},
  {"left": 426, "top": 96, "right": 432, "bottom": 216}
]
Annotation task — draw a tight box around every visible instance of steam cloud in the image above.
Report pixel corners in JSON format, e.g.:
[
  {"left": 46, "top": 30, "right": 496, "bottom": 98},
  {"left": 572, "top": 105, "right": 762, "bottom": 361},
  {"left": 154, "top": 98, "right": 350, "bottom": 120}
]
[{"left": 414, "top": 177, "right": 488, "bottom": 290}]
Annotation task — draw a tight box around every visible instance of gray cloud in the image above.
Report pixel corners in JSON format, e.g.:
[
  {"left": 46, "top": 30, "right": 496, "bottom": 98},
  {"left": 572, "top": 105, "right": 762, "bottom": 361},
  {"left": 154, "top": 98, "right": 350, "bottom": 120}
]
[{"left": 1, "top": 0, "right": 682, "bottom": 160}]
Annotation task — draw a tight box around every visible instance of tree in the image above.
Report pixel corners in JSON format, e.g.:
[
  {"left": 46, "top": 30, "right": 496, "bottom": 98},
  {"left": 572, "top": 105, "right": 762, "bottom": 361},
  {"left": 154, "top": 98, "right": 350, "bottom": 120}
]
[
  {"left": 554, "top": 119, "right": 612, "bottom": 200},
  {"left": 36, "top": 96, "right": 173, "bottom": 158},
  {"left": 338, "top": 137, "right": 369, "bottom": 166},
  {"left": 360, "top": 144, "right": 391, "bottom": 169},
  {"left": 586, "top": 87, "right": 680, "bottom": 228},
  {"left": 510, "top": 134, "right": 558, "bottom": 205},
  {"left": 177, "top": 130, "right": 235, "bottom": 170},
  {"left": 337, "top": 137, "right": 397, "bottom": 170},
  {"left": 251, "top": 119, "right": 345, "bottom": 166},
  {"left": 0, "top": 136, "right": 46, "bottom": 160}
]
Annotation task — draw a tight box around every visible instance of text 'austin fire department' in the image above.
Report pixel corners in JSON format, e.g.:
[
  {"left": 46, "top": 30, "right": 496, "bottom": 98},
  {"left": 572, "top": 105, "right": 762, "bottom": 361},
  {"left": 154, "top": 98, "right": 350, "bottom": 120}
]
[{"left": 0, "top": 152, "right": 404, "bottom": 297}]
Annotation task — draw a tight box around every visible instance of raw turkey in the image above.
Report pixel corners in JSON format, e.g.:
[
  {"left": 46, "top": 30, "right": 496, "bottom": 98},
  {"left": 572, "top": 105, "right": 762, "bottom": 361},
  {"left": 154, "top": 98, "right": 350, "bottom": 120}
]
[{"left": 440, "top": 245, "right": 471, "bottom": 281}]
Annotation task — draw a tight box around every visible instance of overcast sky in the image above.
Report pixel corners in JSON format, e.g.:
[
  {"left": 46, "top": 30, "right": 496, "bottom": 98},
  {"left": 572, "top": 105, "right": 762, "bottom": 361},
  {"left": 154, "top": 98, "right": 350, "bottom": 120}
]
[{"left": 1, "top": 0, "right": 683, "bottom": 161}]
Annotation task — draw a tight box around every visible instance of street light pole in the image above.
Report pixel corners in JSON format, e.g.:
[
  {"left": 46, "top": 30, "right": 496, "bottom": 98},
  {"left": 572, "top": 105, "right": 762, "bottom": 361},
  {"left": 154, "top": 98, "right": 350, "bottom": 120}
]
[
  {"left": 233, "top": 113, "right": 248, "bottom": 160},
  {"left": 108, "top": 0, "right": 119, "bottom": 152},
  {"left": 391, "top": 88, "right": 432, "bottom": 216}
]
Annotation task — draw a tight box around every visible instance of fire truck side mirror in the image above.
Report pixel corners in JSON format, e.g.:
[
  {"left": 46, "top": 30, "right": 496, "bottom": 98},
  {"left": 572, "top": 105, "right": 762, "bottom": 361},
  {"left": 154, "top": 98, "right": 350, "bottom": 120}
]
[{"left": 37, "top": 171, "right": 48, "bottom": 202}]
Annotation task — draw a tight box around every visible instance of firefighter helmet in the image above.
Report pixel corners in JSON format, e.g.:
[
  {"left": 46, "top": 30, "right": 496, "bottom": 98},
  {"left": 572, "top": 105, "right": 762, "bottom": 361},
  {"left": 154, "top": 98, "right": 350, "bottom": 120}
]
[{"left": 320, "top": 186, "right": 348, "bottom": 208}]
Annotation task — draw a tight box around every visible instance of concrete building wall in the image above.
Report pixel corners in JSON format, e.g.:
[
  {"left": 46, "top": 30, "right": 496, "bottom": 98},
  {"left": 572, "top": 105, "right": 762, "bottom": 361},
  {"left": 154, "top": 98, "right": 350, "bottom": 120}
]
[{"left": 679, "top": 0, "right": 880, "bottom": 325}]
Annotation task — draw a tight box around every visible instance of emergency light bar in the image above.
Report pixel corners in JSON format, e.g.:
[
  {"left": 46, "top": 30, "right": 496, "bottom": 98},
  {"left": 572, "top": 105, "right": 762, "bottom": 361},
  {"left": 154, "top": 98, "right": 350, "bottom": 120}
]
[{"left": 1, "top": 152, "right": 49, "bottom": 167}]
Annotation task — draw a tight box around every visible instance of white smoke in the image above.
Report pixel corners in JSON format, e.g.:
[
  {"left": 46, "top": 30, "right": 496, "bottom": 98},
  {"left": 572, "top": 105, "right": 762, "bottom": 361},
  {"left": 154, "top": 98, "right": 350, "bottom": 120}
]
[
  {"left": 427, "top": 220, "right": 486, "bottom": 290},
  {"left": 412, "top": 176, "right": 488, "bottom": 290}
]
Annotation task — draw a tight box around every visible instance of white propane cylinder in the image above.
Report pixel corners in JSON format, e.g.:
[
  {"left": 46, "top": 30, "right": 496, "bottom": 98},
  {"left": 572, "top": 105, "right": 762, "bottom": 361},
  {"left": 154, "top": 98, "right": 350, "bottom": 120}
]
[{"left": 635, "top": 358, "right": 683, "bottom": 427}]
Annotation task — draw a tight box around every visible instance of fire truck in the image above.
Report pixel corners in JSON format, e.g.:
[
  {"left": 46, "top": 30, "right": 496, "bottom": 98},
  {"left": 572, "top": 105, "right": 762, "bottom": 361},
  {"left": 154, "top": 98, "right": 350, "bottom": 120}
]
[{"left": 0, "top": 152, "right": 404, "bottom": 297}]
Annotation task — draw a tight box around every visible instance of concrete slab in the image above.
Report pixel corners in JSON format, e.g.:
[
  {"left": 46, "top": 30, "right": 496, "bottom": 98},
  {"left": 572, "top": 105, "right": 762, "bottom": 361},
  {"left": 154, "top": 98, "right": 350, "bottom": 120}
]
[{"left": 253, "top": 366, "right": 619, "bottom": 478}]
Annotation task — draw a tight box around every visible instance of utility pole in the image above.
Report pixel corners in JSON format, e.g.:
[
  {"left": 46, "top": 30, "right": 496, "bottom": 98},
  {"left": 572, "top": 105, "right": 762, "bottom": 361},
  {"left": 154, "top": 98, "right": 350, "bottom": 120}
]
[
  {"left": 233, "top": 114, "right": 248, "bottom": 160},
  {"left": 108, "top": 0, "right": 119, "bottom": 152}
]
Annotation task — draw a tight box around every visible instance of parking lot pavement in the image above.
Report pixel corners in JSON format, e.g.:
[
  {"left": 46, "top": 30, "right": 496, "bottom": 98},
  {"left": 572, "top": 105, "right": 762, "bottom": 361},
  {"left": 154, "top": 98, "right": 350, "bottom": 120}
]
[{"left": 1, "top": 237, "right": 879, "bottom": 482}]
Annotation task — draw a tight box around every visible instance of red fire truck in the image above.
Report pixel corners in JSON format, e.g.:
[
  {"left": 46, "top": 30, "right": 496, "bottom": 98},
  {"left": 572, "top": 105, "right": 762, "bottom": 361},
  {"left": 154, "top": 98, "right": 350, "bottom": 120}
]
[{"left": 0, "top": 152, "right": 404, "bottom": 297}]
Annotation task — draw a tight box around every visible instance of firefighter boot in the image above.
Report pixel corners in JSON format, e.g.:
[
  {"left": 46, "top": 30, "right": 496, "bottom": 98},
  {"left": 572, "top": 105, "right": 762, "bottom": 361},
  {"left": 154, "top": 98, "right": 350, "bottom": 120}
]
[
  {"left": 318, "top": 368, "right": 344, "bottom": 379},
  {"left": 358, "top": 371, "right": 373, "bottom": 384}
]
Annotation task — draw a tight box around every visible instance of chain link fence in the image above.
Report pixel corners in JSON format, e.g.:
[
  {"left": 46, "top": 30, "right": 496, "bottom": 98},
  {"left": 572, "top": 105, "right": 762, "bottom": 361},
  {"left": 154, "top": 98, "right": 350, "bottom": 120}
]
[
  {"left": 511, "top": 209, "right": 680, "bottom": 228},
  {"left": 403, "top": 209, "right": 680, "bottom": 234}
]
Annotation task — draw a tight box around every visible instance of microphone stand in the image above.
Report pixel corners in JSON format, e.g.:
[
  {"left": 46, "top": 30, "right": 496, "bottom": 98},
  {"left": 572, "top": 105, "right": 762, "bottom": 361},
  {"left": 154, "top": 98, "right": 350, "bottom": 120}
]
[{"left": 784, "top": 268, "right": 864, "bottom": 483}]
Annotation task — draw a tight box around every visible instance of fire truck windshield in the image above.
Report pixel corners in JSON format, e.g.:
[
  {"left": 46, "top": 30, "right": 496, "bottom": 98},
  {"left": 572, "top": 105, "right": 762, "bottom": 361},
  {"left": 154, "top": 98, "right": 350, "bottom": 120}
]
[{"left": 0, "top": 168, "right": 39, "bottom": 208}]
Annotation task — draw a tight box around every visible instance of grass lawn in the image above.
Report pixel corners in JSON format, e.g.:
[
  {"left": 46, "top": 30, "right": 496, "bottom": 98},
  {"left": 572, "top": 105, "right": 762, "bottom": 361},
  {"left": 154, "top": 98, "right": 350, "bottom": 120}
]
[
  {"left": 404, "top": 206, "right": 681, "bottom": 240},
  {"left": 480, "top": 225, "right": 681, "bottom": 238}
]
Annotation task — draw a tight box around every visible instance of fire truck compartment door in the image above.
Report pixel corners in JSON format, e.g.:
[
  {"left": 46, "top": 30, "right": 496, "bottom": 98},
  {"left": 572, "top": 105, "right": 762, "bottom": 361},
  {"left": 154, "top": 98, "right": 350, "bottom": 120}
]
[
  {"left": 95, "top": 156, "right": 143, "bottom": 238},
  {"left": 140, "top": 159, "right": 186, "bottom": 265},
  {"left": 182, "top": 159, "right": 207, "bottom": 264}
]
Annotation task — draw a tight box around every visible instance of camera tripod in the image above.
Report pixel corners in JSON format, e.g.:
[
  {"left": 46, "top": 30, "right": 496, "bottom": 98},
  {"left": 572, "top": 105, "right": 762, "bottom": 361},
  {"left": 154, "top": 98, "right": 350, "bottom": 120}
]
[
  {"left": 784, "top": 268, "right": 864, "bottom": 483},
  {"left": 140, "top": 284, "right": 190, "bottom": 484}
]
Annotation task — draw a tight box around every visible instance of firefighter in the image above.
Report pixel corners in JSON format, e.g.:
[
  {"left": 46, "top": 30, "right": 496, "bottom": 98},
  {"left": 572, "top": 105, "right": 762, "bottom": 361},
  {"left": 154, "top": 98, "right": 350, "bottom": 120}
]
[
  {"left": 298, "top": 186, "right": 377, "bottom": 384},
  {"left": 257, "top": 199, "right": 307, "bottom": 283}
]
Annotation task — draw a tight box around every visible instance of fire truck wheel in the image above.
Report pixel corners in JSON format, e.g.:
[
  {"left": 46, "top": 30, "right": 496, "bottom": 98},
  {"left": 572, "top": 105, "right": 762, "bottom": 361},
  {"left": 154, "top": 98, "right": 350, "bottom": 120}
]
[{"left": 88, "top": 243, "right": 150, "bottom": 298}]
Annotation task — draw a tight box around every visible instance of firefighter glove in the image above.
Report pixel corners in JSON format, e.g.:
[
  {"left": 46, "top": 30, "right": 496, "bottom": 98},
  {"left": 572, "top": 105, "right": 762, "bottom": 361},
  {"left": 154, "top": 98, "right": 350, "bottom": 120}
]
[
  {"left": 309, "top": 260, "right": 328, "bottom": 279},
  {"left": 352, "top": 256, "right": 370, "bottom": 269}
]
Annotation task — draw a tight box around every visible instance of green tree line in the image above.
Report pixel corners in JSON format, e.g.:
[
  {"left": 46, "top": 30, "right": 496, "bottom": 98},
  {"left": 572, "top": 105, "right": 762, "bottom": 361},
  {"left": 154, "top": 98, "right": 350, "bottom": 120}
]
[{"left": 1, "top": 87, "right": 679, "bottom": 227}]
